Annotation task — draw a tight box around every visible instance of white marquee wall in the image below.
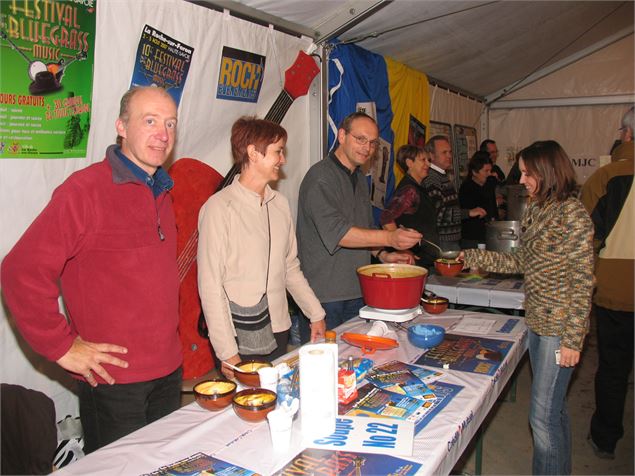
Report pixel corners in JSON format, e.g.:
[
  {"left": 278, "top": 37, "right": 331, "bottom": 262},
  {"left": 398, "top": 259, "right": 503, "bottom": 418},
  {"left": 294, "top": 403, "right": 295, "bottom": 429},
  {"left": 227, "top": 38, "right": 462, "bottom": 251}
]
[
  {"left": 0, "top": 0, "right": 316, "bottom": 419},
  {"left": 490, "top": 34, "right": 634, "bottom": 181}
]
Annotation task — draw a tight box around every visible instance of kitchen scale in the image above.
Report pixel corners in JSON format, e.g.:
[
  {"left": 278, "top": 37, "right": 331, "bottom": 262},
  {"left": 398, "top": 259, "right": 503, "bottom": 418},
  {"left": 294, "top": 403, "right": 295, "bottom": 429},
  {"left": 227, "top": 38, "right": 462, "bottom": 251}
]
[{"left": 359, "top": 305, "right": 422, "bottom": 323}]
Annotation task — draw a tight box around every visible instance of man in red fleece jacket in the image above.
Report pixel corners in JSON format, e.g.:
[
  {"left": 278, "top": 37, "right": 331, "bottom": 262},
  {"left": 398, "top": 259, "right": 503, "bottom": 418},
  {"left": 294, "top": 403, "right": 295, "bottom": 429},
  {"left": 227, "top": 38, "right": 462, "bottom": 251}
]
[{"left": 1, "top": 86, "right": 183, "bottom": 453}]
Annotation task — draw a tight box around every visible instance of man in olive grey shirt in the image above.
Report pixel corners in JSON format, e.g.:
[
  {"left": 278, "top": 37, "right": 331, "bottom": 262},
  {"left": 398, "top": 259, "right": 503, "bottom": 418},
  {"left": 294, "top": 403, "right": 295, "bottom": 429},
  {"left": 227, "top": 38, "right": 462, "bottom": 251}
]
[{"left": 296, "top": 112, "right": 421, "bottom": 342}]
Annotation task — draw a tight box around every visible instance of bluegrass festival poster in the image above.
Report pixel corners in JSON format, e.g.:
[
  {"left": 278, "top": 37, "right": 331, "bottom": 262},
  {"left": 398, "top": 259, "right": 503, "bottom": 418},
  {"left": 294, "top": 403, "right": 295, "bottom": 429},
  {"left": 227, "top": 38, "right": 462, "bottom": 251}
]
[
  {"left": 130, "top": 24, "right": 194, "bottom": 107},
  {"left": 0, "top": 0, "right": 96, "bottom": 158}
]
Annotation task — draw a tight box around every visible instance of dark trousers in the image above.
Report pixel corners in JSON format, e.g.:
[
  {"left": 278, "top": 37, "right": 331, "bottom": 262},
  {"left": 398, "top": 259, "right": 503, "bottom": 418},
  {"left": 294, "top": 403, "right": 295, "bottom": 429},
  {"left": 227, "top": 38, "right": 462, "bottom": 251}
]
[
  {"left": 240, "top": 330, "right": 290, "bottom": 362},
  {"left": 590, "top": 305, "right": 634, "bottom": 452},
  {"left": 299, "top": 298, "right": 365, "bottom": 344},
  {"left": 78, "top": 367, "right": 182, "bottom": 454}
]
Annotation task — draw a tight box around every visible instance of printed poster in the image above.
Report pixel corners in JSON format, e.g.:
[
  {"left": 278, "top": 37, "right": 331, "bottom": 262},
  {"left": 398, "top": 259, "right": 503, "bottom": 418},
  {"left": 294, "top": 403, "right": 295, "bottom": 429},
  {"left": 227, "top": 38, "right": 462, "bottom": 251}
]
[
  {"left": 452, "top": 124, "right": 478, "bottom": 186},
  {"left": 130, "top": 24, "right": 194, "bottom": 106},
  {"left": 407, "top": 114, "right": 426, "bottom": 149},
  {"left": 369, "top": 137, "right": 389, "bottom": 209},
  {"left": 216, "top": 46, "right": 265, "bottom": 103},
  {"left": 0, "top": 0, "right": 96, "bottom": 158},
  {"left": 416, "top": 334, "right": 513, "bottom": 376},
  {"left": 274, "top": 448, "right": 421, "bottom": 476}
]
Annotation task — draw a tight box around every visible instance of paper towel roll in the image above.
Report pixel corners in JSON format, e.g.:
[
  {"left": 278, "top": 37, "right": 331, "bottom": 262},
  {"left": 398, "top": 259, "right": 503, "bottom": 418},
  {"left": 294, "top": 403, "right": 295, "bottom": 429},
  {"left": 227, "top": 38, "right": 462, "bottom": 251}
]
[{"left": 299, "top": 343, "right": 338, "bottom": 442}]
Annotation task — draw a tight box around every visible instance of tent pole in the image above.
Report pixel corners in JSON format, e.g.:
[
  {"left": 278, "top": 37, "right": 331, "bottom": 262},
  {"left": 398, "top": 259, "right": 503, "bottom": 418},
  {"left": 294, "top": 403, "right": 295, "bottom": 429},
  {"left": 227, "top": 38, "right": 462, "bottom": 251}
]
[{"left": 490, "top": 94, "right": 635, "bottom": 109}]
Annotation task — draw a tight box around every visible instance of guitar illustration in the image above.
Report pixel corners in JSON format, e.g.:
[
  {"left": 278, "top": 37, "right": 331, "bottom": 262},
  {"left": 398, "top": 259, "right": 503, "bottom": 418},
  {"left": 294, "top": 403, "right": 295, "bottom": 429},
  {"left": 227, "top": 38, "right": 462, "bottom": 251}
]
[
  {"left": 169, "top": 50, "right": 320, "bottom": 379},
  {"left": 1, "top": 30, "right": 86, "bottom": 86},
  {"left": 45, "top": 50, "right": 88, "bottom": 83},
  {"left": 216, "top": 51, "right": 320, "bottom": 190}
]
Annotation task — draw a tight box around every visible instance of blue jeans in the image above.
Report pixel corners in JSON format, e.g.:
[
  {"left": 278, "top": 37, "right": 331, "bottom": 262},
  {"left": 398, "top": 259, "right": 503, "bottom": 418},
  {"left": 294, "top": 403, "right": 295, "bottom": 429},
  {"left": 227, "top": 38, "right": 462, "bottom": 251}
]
[
  {"left": 299, "top": 298, "right": 365, "bottom": 344},
  {"left": 528, "top": 330, "right": 574, "bottom": 475},
  {"left": 78, "top": 367, "right": 182, "bottom": 454}
]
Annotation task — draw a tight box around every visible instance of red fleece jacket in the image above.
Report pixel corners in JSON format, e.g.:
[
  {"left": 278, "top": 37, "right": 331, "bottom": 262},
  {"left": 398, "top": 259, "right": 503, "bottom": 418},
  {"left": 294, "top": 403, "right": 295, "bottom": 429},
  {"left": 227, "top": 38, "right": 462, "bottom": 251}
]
[{"left": 1, "top": 146, "right": 182, "bottom": 384}]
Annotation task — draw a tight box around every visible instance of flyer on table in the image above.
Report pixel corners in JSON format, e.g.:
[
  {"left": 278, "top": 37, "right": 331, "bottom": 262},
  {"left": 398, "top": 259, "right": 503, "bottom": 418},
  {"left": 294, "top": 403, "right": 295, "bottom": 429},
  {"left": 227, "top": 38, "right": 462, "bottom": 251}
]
[
  {"left": 306, "top": 416, "right": 414, "bottom": 456},
  {"left": 0, "top": 0, "right": 96, "bottom": 158}
]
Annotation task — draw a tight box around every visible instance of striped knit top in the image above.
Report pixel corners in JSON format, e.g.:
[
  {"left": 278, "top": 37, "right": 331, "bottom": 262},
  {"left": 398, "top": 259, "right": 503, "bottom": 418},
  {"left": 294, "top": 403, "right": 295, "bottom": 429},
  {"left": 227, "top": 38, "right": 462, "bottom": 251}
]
[
  {"left": 464, "top": 197, "right": 594, "bottom": 351},
  {"left": 421, "top": 168, "right": 463, "bottom": 246}
]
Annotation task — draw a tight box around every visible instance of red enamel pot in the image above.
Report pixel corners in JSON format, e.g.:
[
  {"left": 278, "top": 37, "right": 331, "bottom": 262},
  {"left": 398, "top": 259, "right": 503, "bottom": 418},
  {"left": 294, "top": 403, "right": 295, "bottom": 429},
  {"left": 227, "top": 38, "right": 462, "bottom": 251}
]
[{"left": 357, "top": 264, "right": 428, "bottom": 310}]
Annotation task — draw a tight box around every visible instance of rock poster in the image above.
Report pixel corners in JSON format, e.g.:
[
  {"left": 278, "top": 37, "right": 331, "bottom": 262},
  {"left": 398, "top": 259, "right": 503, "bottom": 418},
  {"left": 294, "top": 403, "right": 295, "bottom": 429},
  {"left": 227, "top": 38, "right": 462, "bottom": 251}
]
[
  {"left": 0, "top": 0, "right": 96, "bottom": 159},
  {"left": 216, "top": 46, "right": 265, "bottom": 103},
  {"left": 130, "top": 24, "right": 194, "bottom": 106}
]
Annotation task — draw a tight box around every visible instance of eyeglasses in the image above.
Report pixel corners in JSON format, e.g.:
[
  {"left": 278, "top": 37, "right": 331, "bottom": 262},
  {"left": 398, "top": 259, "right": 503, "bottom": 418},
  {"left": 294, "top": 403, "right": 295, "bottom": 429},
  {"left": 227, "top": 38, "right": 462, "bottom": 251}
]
[{"left": 350, "top": 134, "right": 380, "bottom": 148}]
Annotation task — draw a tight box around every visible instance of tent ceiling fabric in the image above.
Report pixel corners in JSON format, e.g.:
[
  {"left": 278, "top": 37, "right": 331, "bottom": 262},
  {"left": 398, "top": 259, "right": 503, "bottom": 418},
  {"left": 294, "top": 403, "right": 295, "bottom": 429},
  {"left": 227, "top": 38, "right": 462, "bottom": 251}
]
[{"left": 234, "top": 1, "right": 634, "bottom": 100}]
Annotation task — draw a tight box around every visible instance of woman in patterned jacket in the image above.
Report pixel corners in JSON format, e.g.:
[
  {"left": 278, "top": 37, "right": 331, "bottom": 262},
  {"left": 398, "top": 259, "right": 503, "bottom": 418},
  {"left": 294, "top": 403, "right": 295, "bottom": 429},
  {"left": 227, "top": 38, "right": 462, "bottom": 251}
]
[{"left": 461, "top": 140, "right": 594, "bottom": 475}]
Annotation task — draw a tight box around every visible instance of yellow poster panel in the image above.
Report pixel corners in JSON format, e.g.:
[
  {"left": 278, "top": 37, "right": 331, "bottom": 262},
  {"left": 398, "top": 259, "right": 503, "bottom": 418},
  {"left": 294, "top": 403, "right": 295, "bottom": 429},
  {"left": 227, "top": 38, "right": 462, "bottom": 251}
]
[{"left": 385, "top": 57, "right": 430, "bottom": 184}]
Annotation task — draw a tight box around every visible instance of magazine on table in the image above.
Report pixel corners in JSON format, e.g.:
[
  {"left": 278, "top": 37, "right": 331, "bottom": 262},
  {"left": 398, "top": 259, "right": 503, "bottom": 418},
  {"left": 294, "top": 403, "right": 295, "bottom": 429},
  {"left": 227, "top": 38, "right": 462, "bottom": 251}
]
[
  {"left": 143, "top": 452, "right": 259, "bottom": 476},
  {"left": 339, "top": 381, "right": 463, "bottom": 433},
  {"left": 415, "top": 334, "right": 513, "bottom": 376},
  {"left": 365, "top": 360, "right": 444, "bottom": 396},
  {"left": 274, "top": 448, "right": 421, "bottom": 476}
]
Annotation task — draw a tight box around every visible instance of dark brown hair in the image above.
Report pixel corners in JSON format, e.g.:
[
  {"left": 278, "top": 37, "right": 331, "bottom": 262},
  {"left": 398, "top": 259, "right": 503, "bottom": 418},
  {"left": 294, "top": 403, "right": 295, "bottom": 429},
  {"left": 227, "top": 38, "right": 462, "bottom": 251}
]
[
  {"left": 520, "top": 140, "right": 577, "bottom": 205},
  {"left": 466, "top": 151, "right": 492, "bottom": 179},
  {"left": 231, "top": 116, "right": 287, "bottom": 169},
  {"left": 395, "top": 144, "right": 424, "bottom": 174}
]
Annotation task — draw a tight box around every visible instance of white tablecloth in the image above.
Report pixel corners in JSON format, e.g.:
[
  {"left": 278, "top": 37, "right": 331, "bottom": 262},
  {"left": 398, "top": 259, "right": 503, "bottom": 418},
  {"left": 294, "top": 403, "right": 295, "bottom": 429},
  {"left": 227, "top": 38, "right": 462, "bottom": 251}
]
[
  {"left": 426, "top": 274, "right": 525, "bottom": 310},
  {"left": 56, "top": 310, "right": 527, "bottom": 476}
]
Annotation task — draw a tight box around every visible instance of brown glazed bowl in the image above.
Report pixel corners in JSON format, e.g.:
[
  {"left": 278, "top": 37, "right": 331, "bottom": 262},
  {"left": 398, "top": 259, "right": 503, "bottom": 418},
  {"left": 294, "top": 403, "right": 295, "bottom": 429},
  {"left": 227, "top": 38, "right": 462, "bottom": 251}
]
[
  {"left": 421, "top": 296, "right": 449, "bottom": 314},
  {"left": 232, "top": 388, "right": 277, "bottom": 423},
  {"left": 193, "top": 378, "right": 237, "bottom": 411},
  {"left": 434, "top": 259, "right": 463, "bottom": 277},
  {"left": 234, "top": 359, "right": 273, "bottom": 387}
]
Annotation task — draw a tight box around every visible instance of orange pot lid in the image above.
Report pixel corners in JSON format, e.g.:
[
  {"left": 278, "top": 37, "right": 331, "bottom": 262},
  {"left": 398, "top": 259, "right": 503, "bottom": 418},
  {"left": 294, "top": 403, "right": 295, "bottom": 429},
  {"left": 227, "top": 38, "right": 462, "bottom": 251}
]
[{"left": 341, "top": 332, "right": 399, "bottom": 355}]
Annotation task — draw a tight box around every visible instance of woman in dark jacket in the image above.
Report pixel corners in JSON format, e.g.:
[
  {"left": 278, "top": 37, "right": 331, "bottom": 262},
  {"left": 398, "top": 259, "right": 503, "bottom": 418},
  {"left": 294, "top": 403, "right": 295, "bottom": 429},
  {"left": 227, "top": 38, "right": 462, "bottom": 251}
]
[
  {"left": 380, "top": 145, "right": 438, "bottom": 268},
  {"left": 459, "top": 151, "right": 498, "bottom": 248}
]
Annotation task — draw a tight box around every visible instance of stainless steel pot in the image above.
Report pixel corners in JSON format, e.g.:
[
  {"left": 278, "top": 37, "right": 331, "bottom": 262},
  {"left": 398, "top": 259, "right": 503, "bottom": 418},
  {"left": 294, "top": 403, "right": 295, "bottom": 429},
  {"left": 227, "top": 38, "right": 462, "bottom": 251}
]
[
  {"left": 505, "top": 184, "right": 529, "bottom": 221},
  {"left": 485, "top": 221, "right": 521, "bottom": 252}
]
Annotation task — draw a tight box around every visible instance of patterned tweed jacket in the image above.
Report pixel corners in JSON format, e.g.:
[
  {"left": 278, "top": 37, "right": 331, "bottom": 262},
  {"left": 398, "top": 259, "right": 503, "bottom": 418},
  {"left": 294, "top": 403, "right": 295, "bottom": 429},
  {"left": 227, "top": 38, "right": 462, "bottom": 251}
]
[{"left": 464, "top": 197, "right": 594, "bottom": 351}]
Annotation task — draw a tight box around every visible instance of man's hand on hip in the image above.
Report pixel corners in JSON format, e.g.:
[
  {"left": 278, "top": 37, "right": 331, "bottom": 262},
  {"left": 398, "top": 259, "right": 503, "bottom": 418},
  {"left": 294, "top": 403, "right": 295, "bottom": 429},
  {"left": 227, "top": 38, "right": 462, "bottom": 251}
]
[{"left": 57, "top": 336, "right": 128, "bottom": 387}]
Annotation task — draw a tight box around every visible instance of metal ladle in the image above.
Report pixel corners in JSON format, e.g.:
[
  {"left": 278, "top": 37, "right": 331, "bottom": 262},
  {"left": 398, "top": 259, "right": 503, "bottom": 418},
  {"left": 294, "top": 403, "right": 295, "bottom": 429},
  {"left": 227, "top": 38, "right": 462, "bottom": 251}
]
[
  {"left": 420, "top": 238, "right": 460, "bottom": 260},
  {"left": 397, "top": 225, "right": 460, "bottom": 260}
]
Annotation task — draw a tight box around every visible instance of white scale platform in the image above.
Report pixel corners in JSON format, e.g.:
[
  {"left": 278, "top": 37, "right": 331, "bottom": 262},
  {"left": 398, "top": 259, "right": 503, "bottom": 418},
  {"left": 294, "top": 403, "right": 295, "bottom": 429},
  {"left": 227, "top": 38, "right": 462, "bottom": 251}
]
[{"left": 359, "top": 305, "right": 422, "bottom": 323}]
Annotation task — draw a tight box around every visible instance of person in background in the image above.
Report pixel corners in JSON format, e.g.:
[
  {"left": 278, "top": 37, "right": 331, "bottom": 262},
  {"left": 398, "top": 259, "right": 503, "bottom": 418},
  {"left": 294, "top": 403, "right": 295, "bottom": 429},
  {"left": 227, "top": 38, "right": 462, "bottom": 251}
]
[
  {"left": 197, "top": 117, "right": 326, "bottom": 379},
  {"left": 480, "top": 139, "right": 505, "bottom": 182},
  {"left": 460, "top": 140, "right": 594, "bottom": 475},
  {"left": 380, "top": 145, "right": 438, "bottom": 268},
  {"left": 296, "top": 112, "right": 421, "bottom": 343},
  {"left": 480, "top": 139, "right": 507, "bottom": 218},
  {"left": 459, "top": 151, "right": 498, "bottom": 248},
  {"left": 505, "top": 151, "right": 522, "bottom": 185},
  {"left": 422, "top": 135, "right": 485, "bottom": 252},
  {"left": 1, "top": 86, "right": 183, "bottom": 453},
  {"left": 608, "top": 109, "right": 633, "bottom": 155},
  {"left": 581, "top": 105, "right": 634, "bottom": 460}
]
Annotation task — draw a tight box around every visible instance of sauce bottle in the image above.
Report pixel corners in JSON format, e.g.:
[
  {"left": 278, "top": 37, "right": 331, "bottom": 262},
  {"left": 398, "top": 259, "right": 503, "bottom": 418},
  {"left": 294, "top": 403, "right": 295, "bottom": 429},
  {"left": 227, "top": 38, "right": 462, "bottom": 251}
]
[{"left": 338, "top": 356, "right": 358, "bottom": 404}]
